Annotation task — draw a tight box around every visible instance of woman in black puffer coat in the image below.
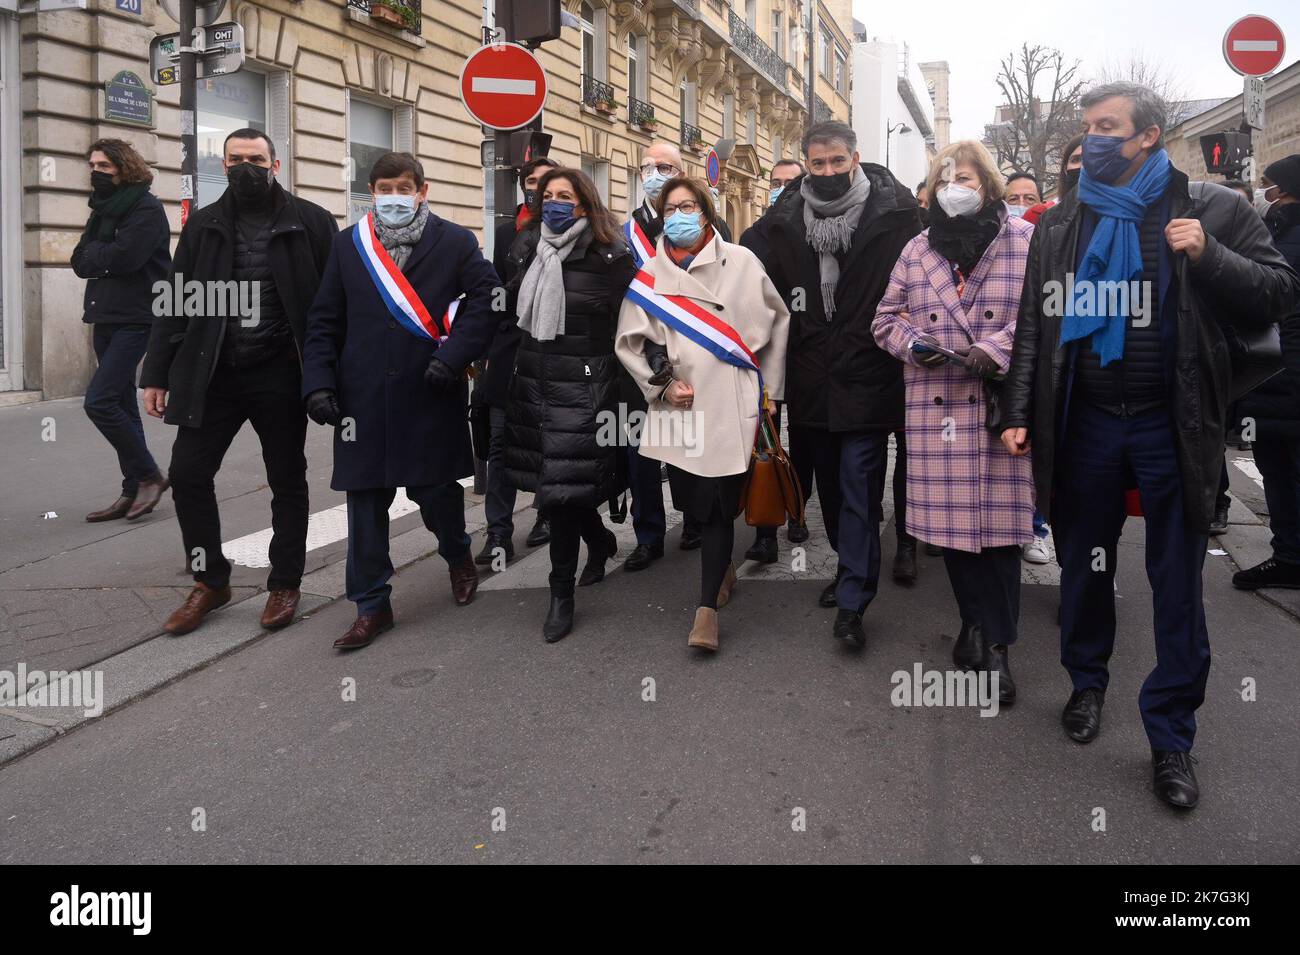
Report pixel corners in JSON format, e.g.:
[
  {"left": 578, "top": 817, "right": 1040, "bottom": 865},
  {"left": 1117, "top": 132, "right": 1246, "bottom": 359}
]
[{"left": 503, "top": 168, "right": 636, "bottom": 642}]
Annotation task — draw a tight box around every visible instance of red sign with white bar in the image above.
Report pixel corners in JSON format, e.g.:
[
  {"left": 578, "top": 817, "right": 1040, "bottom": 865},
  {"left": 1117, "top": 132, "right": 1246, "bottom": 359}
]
[
  {"left": 459, "top": 43, "right": 548, "bottom": 130},
  {"left": 1223, "top": 15, "right": 1286, "bottom": 77}
]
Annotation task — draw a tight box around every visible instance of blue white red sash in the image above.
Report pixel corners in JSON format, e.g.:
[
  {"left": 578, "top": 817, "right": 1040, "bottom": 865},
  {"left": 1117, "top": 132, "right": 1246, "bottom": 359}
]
[
  {"left": 624, "top": 217, "right": 656, "bottom": 268},
  {"left": 352, "top": 213, "right": 456, "bottom": 342},
  {"left": 625, "top": 261, "right": 764, "bottom": 409}
]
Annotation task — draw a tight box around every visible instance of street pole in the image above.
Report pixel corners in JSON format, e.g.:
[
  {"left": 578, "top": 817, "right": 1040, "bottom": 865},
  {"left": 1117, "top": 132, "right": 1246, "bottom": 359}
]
[
  {"left": 179, "top": 0, "right": 197, "bottom": 224},
  {"left": 806, "top": 2, "right": 816, "bottom": 122}
]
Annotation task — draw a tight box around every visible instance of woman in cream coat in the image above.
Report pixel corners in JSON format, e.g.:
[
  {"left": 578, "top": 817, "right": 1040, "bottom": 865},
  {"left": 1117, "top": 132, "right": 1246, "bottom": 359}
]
[{"left": 617, "top": 177, "right": 789, "bottom": 653}]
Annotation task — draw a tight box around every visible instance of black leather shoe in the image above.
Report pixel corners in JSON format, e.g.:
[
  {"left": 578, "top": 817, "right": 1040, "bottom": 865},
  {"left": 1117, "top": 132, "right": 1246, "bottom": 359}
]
[
  {"left": 579, "top": 528, "right": 618, "bottom": 586},
  {"left": 1152, "top": 750, "right": 1200, "bottom": 809},
  {"left": 892, "top": 539, "right": 917, "bottom": 583},
  {"left": 952, "top": 622, "right": 984, "bottom": 671},
  {"left": 1208, "top": 507, "right": 1229, "bottom": 536},
  {"left": 983, "top": 644, "right": 1016, "bottom": 705},
  {"left": 832, "top": 609, "right": 865, "bottom": 648},
  {"left": 679, "top": 528, "right": 702, "bottom": 550},
  {"left": 543, "top": 595, "right": 575, "bottom": 643},
  {"left": 745, "top": 535, "right": 779, "bottom": 564},
  {"left": 1062, "top": 687, "right": 1104, "bottom": 743},
  {"left": 1233, "top": 557, "right": 1300, "bottom": 590},
  {"left": 474, "top": 533, "right": 514, "bottom": 567},
  {"left": 525, "top": 515, "right": 551, "bottom": 547},
  {"left": 787, "top": 519, "right": 809, "bottom": 544},
  {"left": 623, "top": 541, "right": 664, "bottom": 572},
  {"left": 818, "top": 571, "right": 839, "bottom": 608}
]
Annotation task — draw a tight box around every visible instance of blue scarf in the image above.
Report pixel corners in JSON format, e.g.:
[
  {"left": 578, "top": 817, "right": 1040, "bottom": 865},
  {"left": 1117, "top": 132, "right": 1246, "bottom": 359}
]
[{"left": 1060, "top": 149, "right": 1171, "bottom": 366}]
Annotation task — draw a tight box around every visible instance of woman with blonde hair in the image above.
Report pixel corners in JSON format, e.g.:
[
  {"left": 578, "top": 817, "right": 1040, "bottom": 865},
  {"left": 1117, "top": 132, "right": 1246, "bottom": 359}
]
[
  {"left": 872, "top": 140, "right": 1035, "bottom": 704},
  {"left": 617, "top": 176, "right": 789, "bottom": 653}
]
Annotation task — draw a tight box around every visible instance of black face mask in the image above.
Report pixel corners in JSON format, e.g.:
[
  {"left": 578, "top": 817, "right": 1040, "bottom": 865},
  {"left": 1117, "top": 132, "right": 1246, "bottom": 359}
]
[
  {"left": 522, "top": 188, "right": 538, "bottom": 209},
  {"left": 90, "top": 170, "right": 117, "bottom": 198},
  {"left": 1062, "top": 167, "right": 1080, "bottom": 190},
  {"left": 227, "top": 162, "right": 273, "bottom": 204},
  {"left": 809, "top": 170, "right": 852, "bottom": 200}
]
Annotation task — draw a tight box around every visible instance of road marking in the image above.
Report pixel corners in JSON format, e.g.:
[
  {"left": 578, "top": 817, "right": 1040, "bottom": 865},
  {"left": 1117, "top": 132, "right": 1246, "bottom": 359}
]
[
  {"left": 224, "top": 478, "right": 475, "bottom": 569},
  {"left": 1232, "top": 457, "right": 1265, "bottom": 491},
  {"left": 470, "top": 77, "right": 536, "bottom": 96}
]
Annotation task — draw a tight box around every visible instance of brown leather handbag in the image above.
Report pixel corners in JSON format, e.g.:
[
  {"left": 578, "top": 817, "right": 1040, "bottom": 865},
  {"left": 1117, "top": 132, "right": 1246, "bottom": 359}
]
[{"left": 737, "top": 405, "right": 805, "bottom": 528}]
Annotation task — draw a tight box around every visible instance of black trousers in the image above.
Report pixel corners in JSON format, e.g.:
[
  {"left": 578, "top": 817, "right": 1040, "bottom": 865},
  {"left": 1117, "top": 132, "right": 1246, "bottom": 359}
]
[
  {"left": 788, "top": 425, "right": 843, "bottom": 550},
  {"left": 941, "top": 545, "right": 1022, "bottom": 647},
  {"left": 893, "top": 431, "right": 914, "bottom": 545},
  {"left": 546, "top": 505, "right": 607, "bottom": 595},
  {"left": 169, "top": 350, "right": 309, "bottom": 592},
  {"left": 84, "top": 323, "right": 160, "bottom": 497}
]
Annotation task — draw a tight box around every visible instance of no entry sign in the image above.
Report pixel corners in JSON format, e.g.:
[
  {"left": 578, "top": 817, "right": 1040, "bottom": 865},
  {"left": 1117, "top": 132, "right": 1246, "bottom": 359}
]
[
  {"left": 705, "top": 149, "right": 720, "bottom": 187},
  {"left": 459, "top": 43, "right": 548, "bottom": 130},
  {"left": 1223, "top": 15, "right": 1285, "bottom": 77}
]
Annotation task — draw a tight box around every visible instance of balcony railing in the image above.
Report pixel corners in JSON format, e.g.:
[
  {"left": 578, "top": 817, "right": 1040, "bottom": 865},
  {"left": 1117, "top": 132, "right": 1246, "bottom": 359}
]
[
  {"left": 650, "top": 0, "right": 700, "bottom": 13},
  {"left": 582, "top": 74, "right": 616, "bottom": 110},
  {"left": 347, "top": 0, "right": 422, "bottom": 36},
  {"left": 629, "top": 96, "right": 656, "bottom": 129},
  {"left": 814, "top": 94, "right": 833, "bottom": 123},
  {"left": 727, "top": 7, "right": 787, "bottom": 92},
  {"left": 681, "top": 122, "right": 703, "bottom": 149}
]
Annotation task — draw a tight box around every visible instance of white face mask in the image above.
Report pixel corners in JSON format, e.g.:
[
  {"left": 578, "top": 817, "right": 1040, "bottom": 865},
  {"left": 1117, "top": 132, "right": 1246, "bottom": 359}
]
[
  {"left": 1006, "top": 204, "right": 1029, "bottom": 218},
  {"left": 937, "top": 182, "right": 983, "bottom": 217},
  {"left": 1254, "top": 187, "right": 1277, "bottom": 216}
]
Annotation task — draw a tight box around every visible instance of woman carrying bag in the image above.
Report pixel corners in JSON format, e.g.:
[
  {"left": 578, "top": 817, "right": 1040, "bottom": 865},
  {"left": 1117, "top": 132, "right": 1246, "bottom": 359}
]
[
  {"left": 617, "top": 177, "right": 790, "bottom": 653},
  {"left": 503, "top": 168, "right": 636, "bottom": 643},
  {"left": 872, "top": 141, "right": 1034, "bottom": 704}
]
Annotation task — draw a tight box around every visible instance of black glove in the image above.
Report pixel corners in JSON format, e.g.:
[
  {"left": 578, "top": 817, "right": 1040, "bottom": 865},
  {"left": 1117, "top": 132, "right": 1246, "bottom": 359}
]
[
  {"left": 424, "top": 356, "right": 460, "bottom": 393},
  {"left": 964, "top": 344, "right": 1001, "bottom": 379},
  {"left": 646, "top": 342, "right": 674, "bottom": 386},
  {"left": 914, "top": 334, "right": 948, "bottom": 368},
  {"left": 304, "top": 389, "right": 342, "bottom": 426}
]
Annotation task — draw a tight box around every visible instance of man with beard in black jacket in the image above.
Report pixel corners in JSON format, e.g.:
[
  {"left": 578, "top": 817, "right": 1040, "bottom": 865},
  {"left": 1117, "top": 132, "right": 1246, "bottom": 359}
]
[
  {"left": 1000, "top": 83, "right": 1300, "bottom": 810},
  {"left": 1234, "top": 154, "right": 1300, "bottom": 592},
  {"left": 745, "top": 120, "right": 922, "bottom": 648},
  {"left": 141, "top": 128, "right": 337, "bottom": 637}
]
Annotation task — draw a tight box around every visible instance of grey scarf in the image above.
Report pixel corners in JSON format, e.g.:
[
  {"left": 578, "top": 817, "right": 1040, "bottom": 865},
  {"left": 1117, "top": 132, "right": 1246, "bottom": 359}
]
[
  {"left": 373, "top": 201, "right": 430, "bottom": 271},
  {"left": 800, "top": 170, "right": 871, "bottom": 318},
  {"left": 516, "top": 218, "right": 591, "bottom": 342}
]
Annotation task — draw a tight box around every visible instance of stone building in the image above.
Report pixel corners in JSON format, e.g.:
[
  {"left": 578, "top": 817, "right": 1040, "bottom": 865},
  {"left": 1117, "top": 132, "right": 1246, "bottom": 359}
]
[
  {"left": 0, "top": 0, "right": 853, "bottom": 400},
  {"left": 918, "top": 59, "right": 948, "bottom": 151}
]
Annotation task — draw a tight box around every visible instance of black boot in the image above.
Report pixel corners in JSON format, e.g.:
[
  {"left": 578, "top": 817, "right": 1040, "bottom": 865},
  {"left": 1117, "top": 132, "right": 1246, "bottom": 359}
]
[
  {"left": 579, "top": 528, "right": 618, "bottom": 586},
  {"left": 475, "top": 533, "right": 514, "bottom": 567},
  {"left": 543, "top": 586, "right": 575, "bottom": 643},
  {"left": 745, "top": 535, "right": 779, "bottom": 564},
  {"left": 525, "top": 514, "right": 551, "bottom": 547},
  {"left": 1152, "top": 750, "right": 1199, "bottom": 809},
  {"left": 787, "top": 518, "right": 809, "bottom": 543},
  {"left": 892, "top": 538, "right": 917, "bottom": 583},
  {"left": 952, "top": 622, "right": 984, "bottom": 671},
  {"left": 819, "top": 567, "right": 841, "bottom": 608},
  {"left": 1208, "top": 506, "right": 1229, "bottom": 536},
  {"left": 832, "top": 609, "right": 865, "bottom": 648},
  {"left": 983, "top": 643, "right": 1016, "bottom": 705}
]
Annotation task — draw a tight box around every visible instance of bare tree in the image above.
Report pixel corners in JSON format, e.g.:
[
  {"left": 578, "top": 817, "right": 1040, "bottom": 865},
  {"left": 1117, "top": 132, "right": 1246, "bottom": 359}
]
[
  {"left": 1094, "top": 51, "right": 1189, "bottom": 117},
  {"left": 985, "top": 44, "right": 1086, "bottom": 196}
]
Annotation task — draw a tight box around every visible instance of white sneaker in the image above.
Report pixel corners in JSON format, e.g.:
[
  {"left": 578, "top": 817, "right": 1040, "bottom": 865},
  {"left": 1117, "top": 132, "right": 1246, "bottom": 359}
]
[{"left": 1022, "top": 536, "right": 1051, "bottom": 564}]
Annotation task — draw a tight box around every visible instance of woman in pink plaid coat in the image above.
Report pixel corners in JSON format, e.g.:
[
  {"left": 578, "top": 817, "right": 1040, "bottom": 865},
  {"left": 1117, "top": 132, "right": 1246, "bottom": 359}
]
[{"left": 873, "top": 140, "right": 1035, "bottom": 704}]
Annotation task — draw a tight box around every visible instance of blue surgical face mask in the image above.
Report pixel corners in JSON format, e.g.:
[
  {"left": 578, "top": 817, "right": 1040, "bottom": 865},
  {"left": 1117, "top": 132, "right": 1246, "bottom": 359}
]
[
  {"left": 663, "top": 210, "right": 704, "bottom": 248},
  {"left": 374, "top": 194, "right": 417, "bottom": 228},
  {"left": 542, "top": 199, "right": 578, "bottom": 233},
  {"left": 642, "top": 170, "right": 669, "bottom": 203},
  {"left": 1081, "top": 132, "right": 1143, "bottom": 185},
  {"left": 769, "top": 185, "right": 784, "bottom": 206},
  {"left": 1006, "top": 204, "right": 1028, "bottom": 218}
]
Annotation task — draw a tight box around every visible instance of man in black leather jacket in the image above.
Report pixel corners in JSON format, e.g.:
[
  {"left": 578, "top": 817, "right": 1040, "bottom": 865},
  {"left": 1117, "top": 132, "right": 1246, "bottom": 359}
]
[{"left": 1000, "top": 83, "right": 1300, "bottom": 810}]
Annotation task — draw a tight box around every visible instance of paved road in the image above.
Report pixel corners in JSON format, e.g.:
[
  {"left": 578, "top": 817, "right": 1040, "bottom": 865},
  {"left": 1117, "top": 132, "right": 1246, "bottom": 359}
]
[{"left": 0, "top": 397, "right": 1296, "bottom": 863}]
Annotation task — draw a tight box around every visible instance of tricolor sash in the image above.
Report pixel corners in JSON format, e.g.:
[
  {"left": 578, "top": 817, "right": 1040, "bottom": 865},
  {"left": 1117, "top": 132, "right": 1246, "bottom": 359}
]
[
  {"left": 353, "top": 212, "right": 456, "bottom": 342},
  {"left": 625, "top": 261, "right": 764, "bottom": 409},
  {"left": 624, "top": 217, "right": 656, "bottom": 268}
]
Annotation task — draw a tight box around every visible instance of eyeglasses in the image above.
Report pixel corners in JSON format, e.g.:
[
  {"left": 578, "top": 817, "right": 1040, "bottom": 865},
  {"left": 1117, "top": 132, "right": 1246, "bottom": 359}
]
[
  {"left": 640, "top": 162, "right": 680, "bottom": 178},
  {"left": 663, "top": 200, "right": 699, "bottom": 215}
]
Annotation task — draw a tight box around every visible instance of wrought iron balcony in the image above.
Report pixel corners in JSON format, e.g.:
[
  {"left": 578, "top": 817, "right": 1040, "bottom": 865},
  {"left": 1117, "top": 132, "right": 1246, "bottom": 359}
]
[
  {"left": 650, "top": 0, "right": 700, "bottom": 13},
  {"left": 582, "top": 74, "right": 616, "bottom": 110},
  {"left": 814, "top": 94, "right": 833, "bottom": 123},
  {"left": 629, "top": 96, "right": 656, "bottom": 129},
  {"left": 347, "top": 0, "right": 422, "bottom": 36},
  {"left": 727, "top": 7, "right": 787, "bottom": 91},
  {"left": 681, "top": 122, "right": 704, "bottom": 149}
]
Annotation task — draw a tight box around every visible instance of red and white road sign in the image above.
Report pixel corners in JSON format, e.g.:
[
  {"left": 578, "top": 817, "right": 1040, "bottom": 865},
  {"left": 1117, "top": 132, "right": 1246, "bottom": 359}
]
[
  {"left": 459, "top": 43, "right": 548, "bottom": 131},
  {"left": 1223, "top": 15, "right": 1286, "bottom": 77}
]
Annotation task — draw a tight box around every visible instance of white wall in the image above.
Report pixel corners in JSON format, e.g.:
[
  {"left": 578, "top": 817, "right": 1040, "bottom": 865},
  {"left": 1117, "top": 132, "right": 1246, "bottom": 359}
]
[{"left": 850, "top": 40, "right": 934, "bottom": 193}]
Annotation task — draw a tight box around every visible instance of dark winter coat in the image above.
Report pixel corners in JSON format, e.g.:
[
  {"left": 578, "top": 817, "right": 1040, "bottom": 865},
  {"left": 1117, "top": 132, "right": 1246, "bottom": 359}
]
[
  {"left": 1237, "top": 202, "right": 1300, "bottom": 440},
  {"left": 70, "top": 190, "right": 171, "bottom": 325}
]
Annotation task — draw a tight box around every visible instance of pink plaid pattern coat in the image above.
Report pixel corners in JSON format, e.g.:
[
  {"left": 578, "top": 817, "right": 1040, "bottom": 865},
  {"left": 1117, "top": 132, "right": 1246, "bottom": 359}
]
[{"left": 872, "top": 215, "right": 1036, "bottom": 553}]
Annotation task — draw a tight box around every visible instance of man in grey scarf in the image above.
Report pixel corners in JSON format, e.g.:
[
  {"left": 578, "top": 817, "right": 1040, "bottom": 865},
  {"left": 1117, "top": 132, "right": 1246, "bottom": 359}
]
[{"left": 744, "top": 120, "right": 923, "bottom": 650}]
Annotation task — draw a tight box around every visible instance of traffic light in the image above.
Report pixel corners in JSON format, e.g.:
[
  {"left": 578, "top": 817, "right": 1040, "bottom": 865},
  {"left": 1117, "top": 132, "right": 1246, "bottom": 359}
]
[
  {"left": 497, "top": 0, "right": 562, "bottom": 45},
  {"left": 1199, "top": 131, "right": 1251, "bottom": 177},
  {"left": 507, "top": 130, "right": 553, "bottom": 167}
]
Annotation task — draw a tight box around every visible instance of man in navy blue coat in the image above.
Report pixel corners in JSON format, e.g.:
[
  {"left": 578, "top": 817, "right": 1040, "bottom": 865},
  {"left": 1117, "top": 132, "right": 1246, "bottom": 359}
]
[{"left": 301, "top": 152, "right": 500, "bottom": 650}]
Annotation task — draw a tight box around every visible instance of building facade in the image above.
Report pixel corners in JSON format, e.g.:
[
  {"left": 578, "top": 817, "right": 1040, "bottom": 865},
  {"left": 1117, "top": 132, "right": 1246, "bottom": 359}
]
[
  {"left": 918, "top": 59, "right": 948, "bottom": 151},
  {"left": 1, "top": 0, "right": 853, "bottom": 400},
  {"left": 850, "top": 36, "right": 934, "bottom": 190}
]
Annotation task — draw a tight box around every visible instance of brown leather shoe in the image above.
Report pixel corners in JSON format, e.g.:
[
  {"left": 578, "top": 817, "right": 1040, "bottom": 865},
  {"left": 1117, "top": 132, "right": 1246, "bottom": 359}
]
[
  {"left": 163, "top": 582, "right": 232, "bottom": 635},
  {"left": 260, "top": 589, "right": 300, "bottom": 629},
  {"left": 126, "top": 475, "right": 170, "bottom": 521},
  {"left": 333, "top": 610, "right": 394, "bottom": 650},
  {"left": 449, "top": 552, "right": 479, "bottom": 606},
  {"left": 86, "top": 495, "right": 133, "bottom": 522}
]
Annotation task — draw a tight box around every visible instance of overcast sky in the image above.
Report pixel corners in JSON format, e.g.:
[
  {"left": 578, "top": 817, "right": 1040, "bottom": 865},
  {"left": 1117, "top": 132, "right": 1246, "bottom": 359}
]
[{"left": 852, "top": 1, "right": 1297, "bottom": 139}]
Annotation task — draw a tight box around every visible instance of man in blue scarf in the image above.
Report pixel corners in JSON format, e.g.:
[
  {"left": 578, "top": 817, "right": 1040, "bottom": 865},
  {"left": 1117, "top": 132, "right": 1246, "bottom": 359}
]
[{"left": 1000, "top": 82, "right": 1300, "bottom": 811}]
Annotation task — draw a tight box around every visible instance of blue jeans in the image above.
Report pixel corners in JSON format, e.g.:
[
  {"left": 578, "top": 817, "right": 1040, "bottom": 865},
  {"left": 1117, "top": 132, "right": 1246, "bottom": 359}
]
[
  {"left": 1032, "top": 510, "right": 1048, "bottom": 539},
  {"left": 1252, "top": 434, "right": 1300, "bottom": 564},
  {"left": 84, "top": 323, "right": 159, "bottom": 497},
  {"left": 834, "top": 430, "right": 889, "bottom": 613},
  {"left": 1055, "top": 403, "right": 1211, "bottom": 752},
  {"left": 346, "top": 483, "right": 471, "bottom": 615}
]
